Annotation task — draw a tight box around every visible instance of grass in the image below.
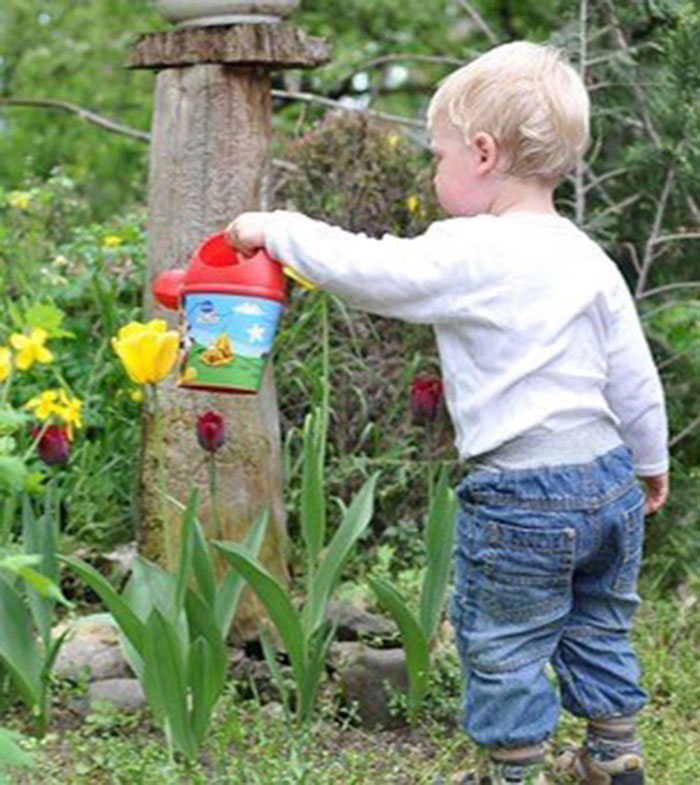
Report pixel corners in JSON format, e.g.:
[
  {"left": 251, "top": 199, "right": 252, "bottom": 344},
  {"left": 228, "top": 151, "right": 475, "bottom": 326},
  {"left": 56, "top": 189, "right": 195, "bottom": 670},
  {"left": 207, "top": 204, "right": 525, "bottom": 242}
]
[{"left": 5, "top": 586, "right": 699, "bottom": 784}]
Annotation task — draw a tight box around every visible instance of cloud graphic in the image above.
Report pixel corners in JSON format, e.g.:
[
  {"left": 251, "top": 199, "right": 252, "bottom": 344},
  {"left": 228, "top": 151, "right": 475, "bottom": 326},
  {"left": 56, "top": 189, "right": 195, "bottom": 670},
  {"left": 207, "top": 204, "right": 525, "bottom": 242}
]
[{"left": 233, "top": 302, "right": 264, "bottom": 316}]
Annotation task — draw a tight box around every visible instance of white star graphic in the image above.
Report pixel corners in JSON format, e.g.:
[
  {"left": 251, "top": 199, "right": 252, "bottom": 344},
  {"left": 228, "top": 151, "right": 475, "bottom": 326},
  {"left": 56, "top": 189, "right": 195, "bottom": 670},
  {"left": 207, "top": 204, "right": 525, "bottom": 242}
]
[{"left": 247, "top": 324, "right": 265, "bottom": 343}]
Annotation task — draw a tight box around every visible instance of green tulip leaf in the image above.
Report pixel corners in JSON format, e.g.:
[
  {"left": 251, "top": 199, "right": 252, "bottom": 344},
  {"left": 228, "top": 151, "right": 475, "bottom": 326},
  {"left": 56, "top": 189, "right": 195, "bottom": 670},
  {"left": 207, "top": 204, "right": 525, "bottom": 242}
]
[
  {"left": 368, "top": 577, "right": 430, "bottom": 723},
  {"left": 214, "top": 506, "right": 269, "bottom": 637},
  {"left": 0, "top": 575, "right": 42, "bottom": 709},
  {"left": 419, "top": 466, "right": 458, "bottom": 642},
  {"left": 302, "top": 472, "right": 378, "bottom": 638},
  {"left": 213, "top": 542, "right": 306, "bottom": 687}
]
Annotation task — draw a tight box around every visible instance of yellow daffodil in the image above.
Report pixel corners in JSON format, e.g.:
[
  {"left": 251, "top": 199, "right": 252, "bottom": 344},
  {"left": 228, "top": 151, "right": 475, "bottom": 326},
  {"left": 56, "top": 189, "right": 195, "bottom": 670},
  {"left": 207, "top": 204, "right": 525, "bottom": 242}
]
[
  {"left": 55, "top": 389, "right": 83, "bottom": 440},
  {"left": 0, "top": 347, "right": 12, "bottom": 382},
  {"left": 10, "top": 328, "right": 53, "bottom": 371},
  {"left": 25, "top": 388, "right": 82, "bottom": 439},
  {"left": 103, "top": 235, "right": 122, "bottom": 248},
  {"left": 406, "top": 195, "right": 420, "bottom": 214},
  {"left": 24, "top": 390, "right": 60, "bottom": 421},
  {"left": 9, "top": 191, "right": 32, "bottom": 210},
  {"left": 111, "top": 319, "right": 179, "bottom": 385}
]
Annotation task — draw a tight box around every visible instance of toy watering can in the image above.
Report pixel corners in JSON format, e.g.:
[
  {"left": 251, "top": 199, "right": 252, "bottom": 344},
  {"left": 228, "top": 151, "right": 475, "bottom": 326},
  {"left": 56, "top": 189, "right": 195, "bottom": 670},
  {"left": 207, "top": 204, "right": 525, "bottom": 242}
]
[{"left": 152, "top": 232, "right": 293, "bottom": 394}]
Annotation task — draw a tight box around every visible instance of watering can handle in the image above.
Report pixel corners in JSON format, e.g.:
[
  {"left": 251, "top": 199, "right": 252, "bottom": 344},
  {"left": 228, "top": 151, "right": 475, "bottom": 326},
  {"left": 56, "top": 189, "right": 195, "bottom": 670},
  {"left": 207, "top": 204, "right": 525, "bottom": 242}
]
[{"left": 282, "top": 266, "right": 317, "bottom": 290}]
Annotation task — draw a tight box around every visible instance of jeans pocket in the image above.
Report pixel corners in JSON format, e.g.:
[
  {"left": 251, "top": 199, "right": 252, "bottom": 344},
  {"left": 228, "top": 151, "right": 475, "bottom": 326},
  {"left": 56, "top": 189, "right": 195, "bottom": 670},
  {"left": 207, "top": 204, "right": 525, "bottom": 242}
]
[
  {"left": 611, "top": 496, "right": 645, "bottom": 594},
  {"left": 478, "top": 519, "right": 575, "bottom": 625}
]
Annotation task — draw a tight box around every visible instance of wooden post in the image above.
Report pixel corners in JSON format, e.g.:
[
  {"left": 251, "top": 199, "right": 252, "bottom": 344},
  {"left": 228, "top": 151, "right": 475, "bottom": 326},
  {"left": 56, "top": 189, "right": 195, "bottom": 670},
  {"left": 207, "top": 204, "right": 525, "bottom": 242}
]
[{"left": 128, "top": 24, "right": 330, "bottom": 640}]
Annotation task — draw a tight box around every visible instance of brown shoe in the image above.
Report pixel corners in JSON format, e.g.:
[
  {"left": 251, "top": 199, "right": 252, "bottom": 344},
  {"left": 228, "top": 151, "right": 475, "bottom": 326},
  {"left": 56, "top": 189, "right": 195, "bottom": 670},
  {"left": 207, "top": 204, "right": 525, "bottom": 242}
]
[{"left": 556, "top": 747, "right": 644, "bottom": 784}]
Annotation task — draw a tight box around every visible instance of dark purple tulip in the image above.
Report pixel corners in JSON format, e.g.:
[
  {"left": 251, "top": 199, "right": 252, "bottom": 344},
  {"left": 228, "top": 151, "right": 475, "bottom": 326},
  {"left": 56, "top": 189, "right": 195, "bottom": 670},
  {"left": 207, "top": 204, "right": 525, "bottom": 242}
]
[
  {"left": 410, "top": 375, "right": 444, "bottom": 423},
  {"left": 196, "top": 410, "right": 225, "bottom": 453},
  {"left": 33, "top": 425, "right": 70, "bottom": 466}
]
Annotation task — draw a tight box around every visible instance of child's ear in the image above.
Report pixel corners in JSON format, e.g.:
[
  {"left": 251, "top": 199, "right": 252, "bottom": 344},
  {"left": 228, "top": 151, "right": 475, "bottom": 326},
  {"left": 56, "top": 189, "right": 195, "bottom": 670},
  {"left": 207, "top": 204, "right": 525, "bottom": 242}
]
[{"left": 473, "top": 132, "right": 499, "bottom": 174}]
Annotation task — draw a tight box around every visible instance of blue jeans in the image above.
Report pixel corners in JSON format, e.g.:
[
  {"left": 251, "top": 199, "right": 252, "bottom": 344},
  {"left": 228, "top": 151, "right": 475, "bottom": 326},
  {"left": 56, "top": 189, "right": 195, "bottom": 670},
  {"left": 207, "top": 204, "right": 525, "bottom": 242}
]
[{"left": 450, "top": 445, "right": 647, "bottom": 749}]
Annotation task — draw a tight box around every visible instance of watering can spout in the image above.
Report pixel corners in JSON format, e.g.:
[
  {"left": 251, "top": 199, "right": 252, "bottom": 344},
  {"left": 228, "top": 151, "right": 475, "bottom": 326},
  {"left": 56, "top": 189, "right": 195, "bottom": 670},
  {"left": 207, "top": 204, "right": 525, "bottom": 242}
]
[{"left": 152, "top": 269, "right": 186, "bottom": 310}]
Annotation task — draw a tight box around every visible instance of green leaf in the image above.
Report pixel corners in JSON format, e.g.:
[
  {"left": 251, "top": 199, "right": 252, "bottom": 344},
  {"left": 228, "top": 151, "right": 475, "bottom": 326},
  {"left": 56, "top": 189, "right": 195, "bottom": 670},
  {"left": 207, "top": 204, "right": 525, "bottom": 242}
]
[
  {"left": 0, "top": 574, "right": 42, "bottom": 709},
  {"left": 300, "top": 410, "right": 326, "bottom": 566},
  {"left": 24, "top": 301, "right": 74, "bottom": 339},
  {"left": 187, "top": 637, "right": 215, "bottom": 745},
  {"left": 419, "top": 466, "right": 458, "bottom": 642},
  {"left": 368, "top": 577, "right": 430, "bottom": 724},
  {"left": 213, "top": 543, "right": 306, "bottom": 688},
  {"left": 214, "top": 506, "right": 269, "bottom": 637},
  {"left": 0, "top": 458, "right": 27, "bottom": 492},
  {"left": 299, "top": 621, "right": 336, "bottom": 725},
  {"left": 143, "top": 608, "right": 197, "bottom": 760},
  {"left": 0, "top": 727, "right": 35, "bottom": 771},
  {"left": 184, "top": 589, "right": 227, "bottom": 714},
  {"left": 175, "top": 489, "right": 199, "bottom": 613},
  {"left": 302, "top": 472, "right": 378, "bottom": 638},
  {"left": 190, "top": 511, "right": 217, "bottom": 611},
  {"left": 0, "top": 408, "right": 30, "bottom": 431},
  {"left": 59, "top": 556, "right": 146, "bottom": 654},
  {"left": 259, "top": 628, "right": 291, "bottom": 723}
]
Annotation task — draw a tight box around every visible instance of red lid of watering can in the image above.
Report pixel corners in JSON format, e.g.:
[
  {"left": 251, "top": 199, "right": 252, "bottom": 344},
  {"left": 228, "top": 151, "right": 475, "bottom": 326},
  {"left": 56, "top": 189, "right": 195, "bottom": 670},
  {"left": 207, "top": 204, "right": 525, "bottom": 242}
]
[{"left": 151, "top": 232, "right": 287, "bottom": 310}]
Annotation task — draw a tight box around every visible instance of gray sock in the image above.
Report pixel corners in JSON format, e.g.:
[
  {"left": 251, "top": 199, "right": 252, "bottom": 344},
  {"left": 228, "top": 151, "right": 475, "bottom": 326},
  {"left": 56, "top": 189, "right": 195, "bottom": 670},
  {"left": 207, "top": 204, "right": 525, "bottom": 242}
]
[{"left": 586, "top": 716, "right": 642, "bottom": 763}]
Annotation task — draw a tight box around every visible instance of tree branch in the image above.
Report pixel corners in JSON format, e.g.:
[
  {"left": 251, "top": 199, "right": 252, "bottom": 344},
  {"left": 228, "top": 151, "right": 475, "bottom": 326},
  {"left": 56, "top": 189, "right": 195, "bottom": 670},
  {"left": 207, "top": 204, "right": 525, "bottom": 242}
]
[
  {"left": 0, "top": 97, "right": 150, "bottom": 143},
  {"left": 457, "top": 0, "right": 499, "bottom": 44},
  {"left": 670, "top": 413, "right": 700, "bottom": 449},
  {"left": 600, "top": 0, "right": 662, "bottom": 149},
  {"left": 271, "top": 89, "right": 427, "bottom": 131},
  {"left": 636, "top": 281, "right": 700, "bottom": 301},
  {"left": 636, "top": 166, "right": 676, "bottom": 297},
  {"left": 574, "top": 0, "right": 588, "bottom": 225}
]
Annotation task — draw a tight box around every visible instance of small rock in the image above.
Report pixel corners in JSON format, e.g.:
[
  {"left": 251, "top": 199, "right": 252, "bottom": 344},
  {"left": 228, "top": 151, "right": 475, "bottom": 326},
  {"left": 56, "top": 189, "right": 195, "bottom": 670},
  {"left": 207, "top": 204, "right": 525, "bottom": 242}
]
[
  {"left": 101, "top": 542, "right": 138, "bottom": 583},
  {"left": 88, "top": 679, "right": 146, "bottom": 712},
  {"left": 333, "top": 642, "right": 409, "bottom": 729},
  {"left": 260, "top": 701, "right": 285, "bottom": 721},
  {"left": 230, "top": 653, "right": 291, "bottom": 704},
  {"left": 54, "top": 619, "right": 131, "bottom": 683},
  {"left": 325, "top": 600, "right": 398, "bottom": 644}
]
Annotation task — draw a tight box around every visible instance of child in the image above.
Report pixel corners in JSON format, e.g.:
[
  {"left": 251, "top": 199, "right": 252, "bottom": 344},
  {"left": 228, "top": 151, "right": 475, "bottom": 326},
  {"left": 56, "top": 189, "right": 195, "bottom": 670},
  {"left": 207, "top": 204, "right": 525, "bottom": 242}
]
[{"left": 225, "top": 41, "right": 668, "bottom": 785}]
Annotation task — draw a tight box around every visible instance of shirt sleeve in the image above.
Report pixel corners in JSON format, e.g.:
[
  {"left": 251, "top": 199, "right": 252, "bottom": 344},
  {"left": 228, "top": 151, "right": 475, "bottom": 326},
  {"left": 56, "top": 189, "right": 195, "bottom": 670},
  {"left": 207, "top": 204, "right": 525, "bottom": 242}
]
[
  {"left": 265, "top": 210, "right": 475, "bottom": 324},
  {"left": 603, "top": 274, "right": 669, "bottom": 475}
]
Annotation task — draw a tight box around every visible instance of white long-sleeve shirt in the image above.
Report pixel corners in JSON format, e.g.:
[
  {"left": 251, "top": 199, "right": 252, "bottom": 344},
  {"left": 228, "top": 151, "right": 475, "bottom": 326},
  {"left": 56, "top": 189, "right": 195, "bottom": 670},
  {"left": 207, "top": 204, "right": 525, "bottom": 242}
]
[{"left": 266, "top": 210, "right": 669, "bottom": 476}]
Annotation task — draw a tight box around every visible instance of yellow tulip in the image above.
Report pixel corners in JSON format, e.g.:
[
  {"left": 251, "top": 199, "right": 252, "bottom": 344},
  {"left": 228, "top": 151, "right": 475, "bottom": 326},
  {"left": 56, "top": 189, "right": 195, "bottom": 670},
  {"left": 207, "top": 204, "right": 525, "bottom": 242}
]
[
  {"left": 10, "top": 328, "right": 53, "bottom": 371},
  {"left": 111, "top": 320, "right": 179, "bottom": 385},
  {"left": 9, "top": 191, "right": 31, "bottom": 210},
  {"left": 0, "top": 347, "right": 12, "bottom": 382},
  {"left": 24, "top": 390, "right": 60, "bottom": 421}
]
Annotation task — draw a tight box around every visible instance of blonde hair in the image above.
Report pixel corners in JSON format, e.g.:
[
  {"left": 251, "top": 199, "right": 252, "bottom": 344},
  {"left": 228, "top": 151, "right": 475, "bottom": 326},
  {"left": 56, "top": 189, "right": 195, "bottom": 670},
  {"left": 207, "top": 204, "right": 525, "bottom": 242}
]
[{"left": 427, "top": 41, "right": 590, "bottom": 181}]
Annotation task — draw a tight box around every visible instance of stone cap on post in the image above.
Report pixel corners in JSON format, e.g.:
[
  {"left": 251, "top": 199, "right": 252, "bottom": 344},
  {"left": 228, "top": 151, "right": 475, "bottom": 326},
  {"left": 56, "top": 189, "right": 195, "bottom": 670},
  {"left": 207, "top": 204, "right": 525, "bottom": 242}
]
[{"left": 127, "top": 23, "right": 331, "bottom": 70}]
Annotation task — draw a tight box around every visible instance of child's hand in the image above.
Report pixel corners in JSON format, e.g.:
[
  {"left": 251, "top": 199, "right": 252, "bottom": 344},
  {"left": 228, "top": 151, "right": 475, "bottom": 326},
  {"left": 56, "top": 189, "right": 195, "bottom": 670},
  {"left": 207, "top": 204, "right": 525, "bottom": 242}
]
[
  {"left": 639, "top": 472, "right": 669, "bottom": 516},
  {"left": 225, "top": 212, "right": 269, "bottom": 257}
]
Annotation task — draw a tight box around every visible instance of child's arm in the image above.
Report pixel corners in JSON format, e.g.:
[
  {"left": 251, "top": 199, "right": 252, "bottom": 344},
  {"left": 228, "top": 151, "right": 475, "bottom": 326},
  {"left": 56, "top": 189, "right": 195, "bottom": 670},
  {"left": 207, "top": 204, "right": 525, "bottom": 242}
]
[
  {"left": 603, "top": 274, "right": 669, "bottom": 514},
  {"left": 226, "top": 211, "right": 483, "bottom": 324}
]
